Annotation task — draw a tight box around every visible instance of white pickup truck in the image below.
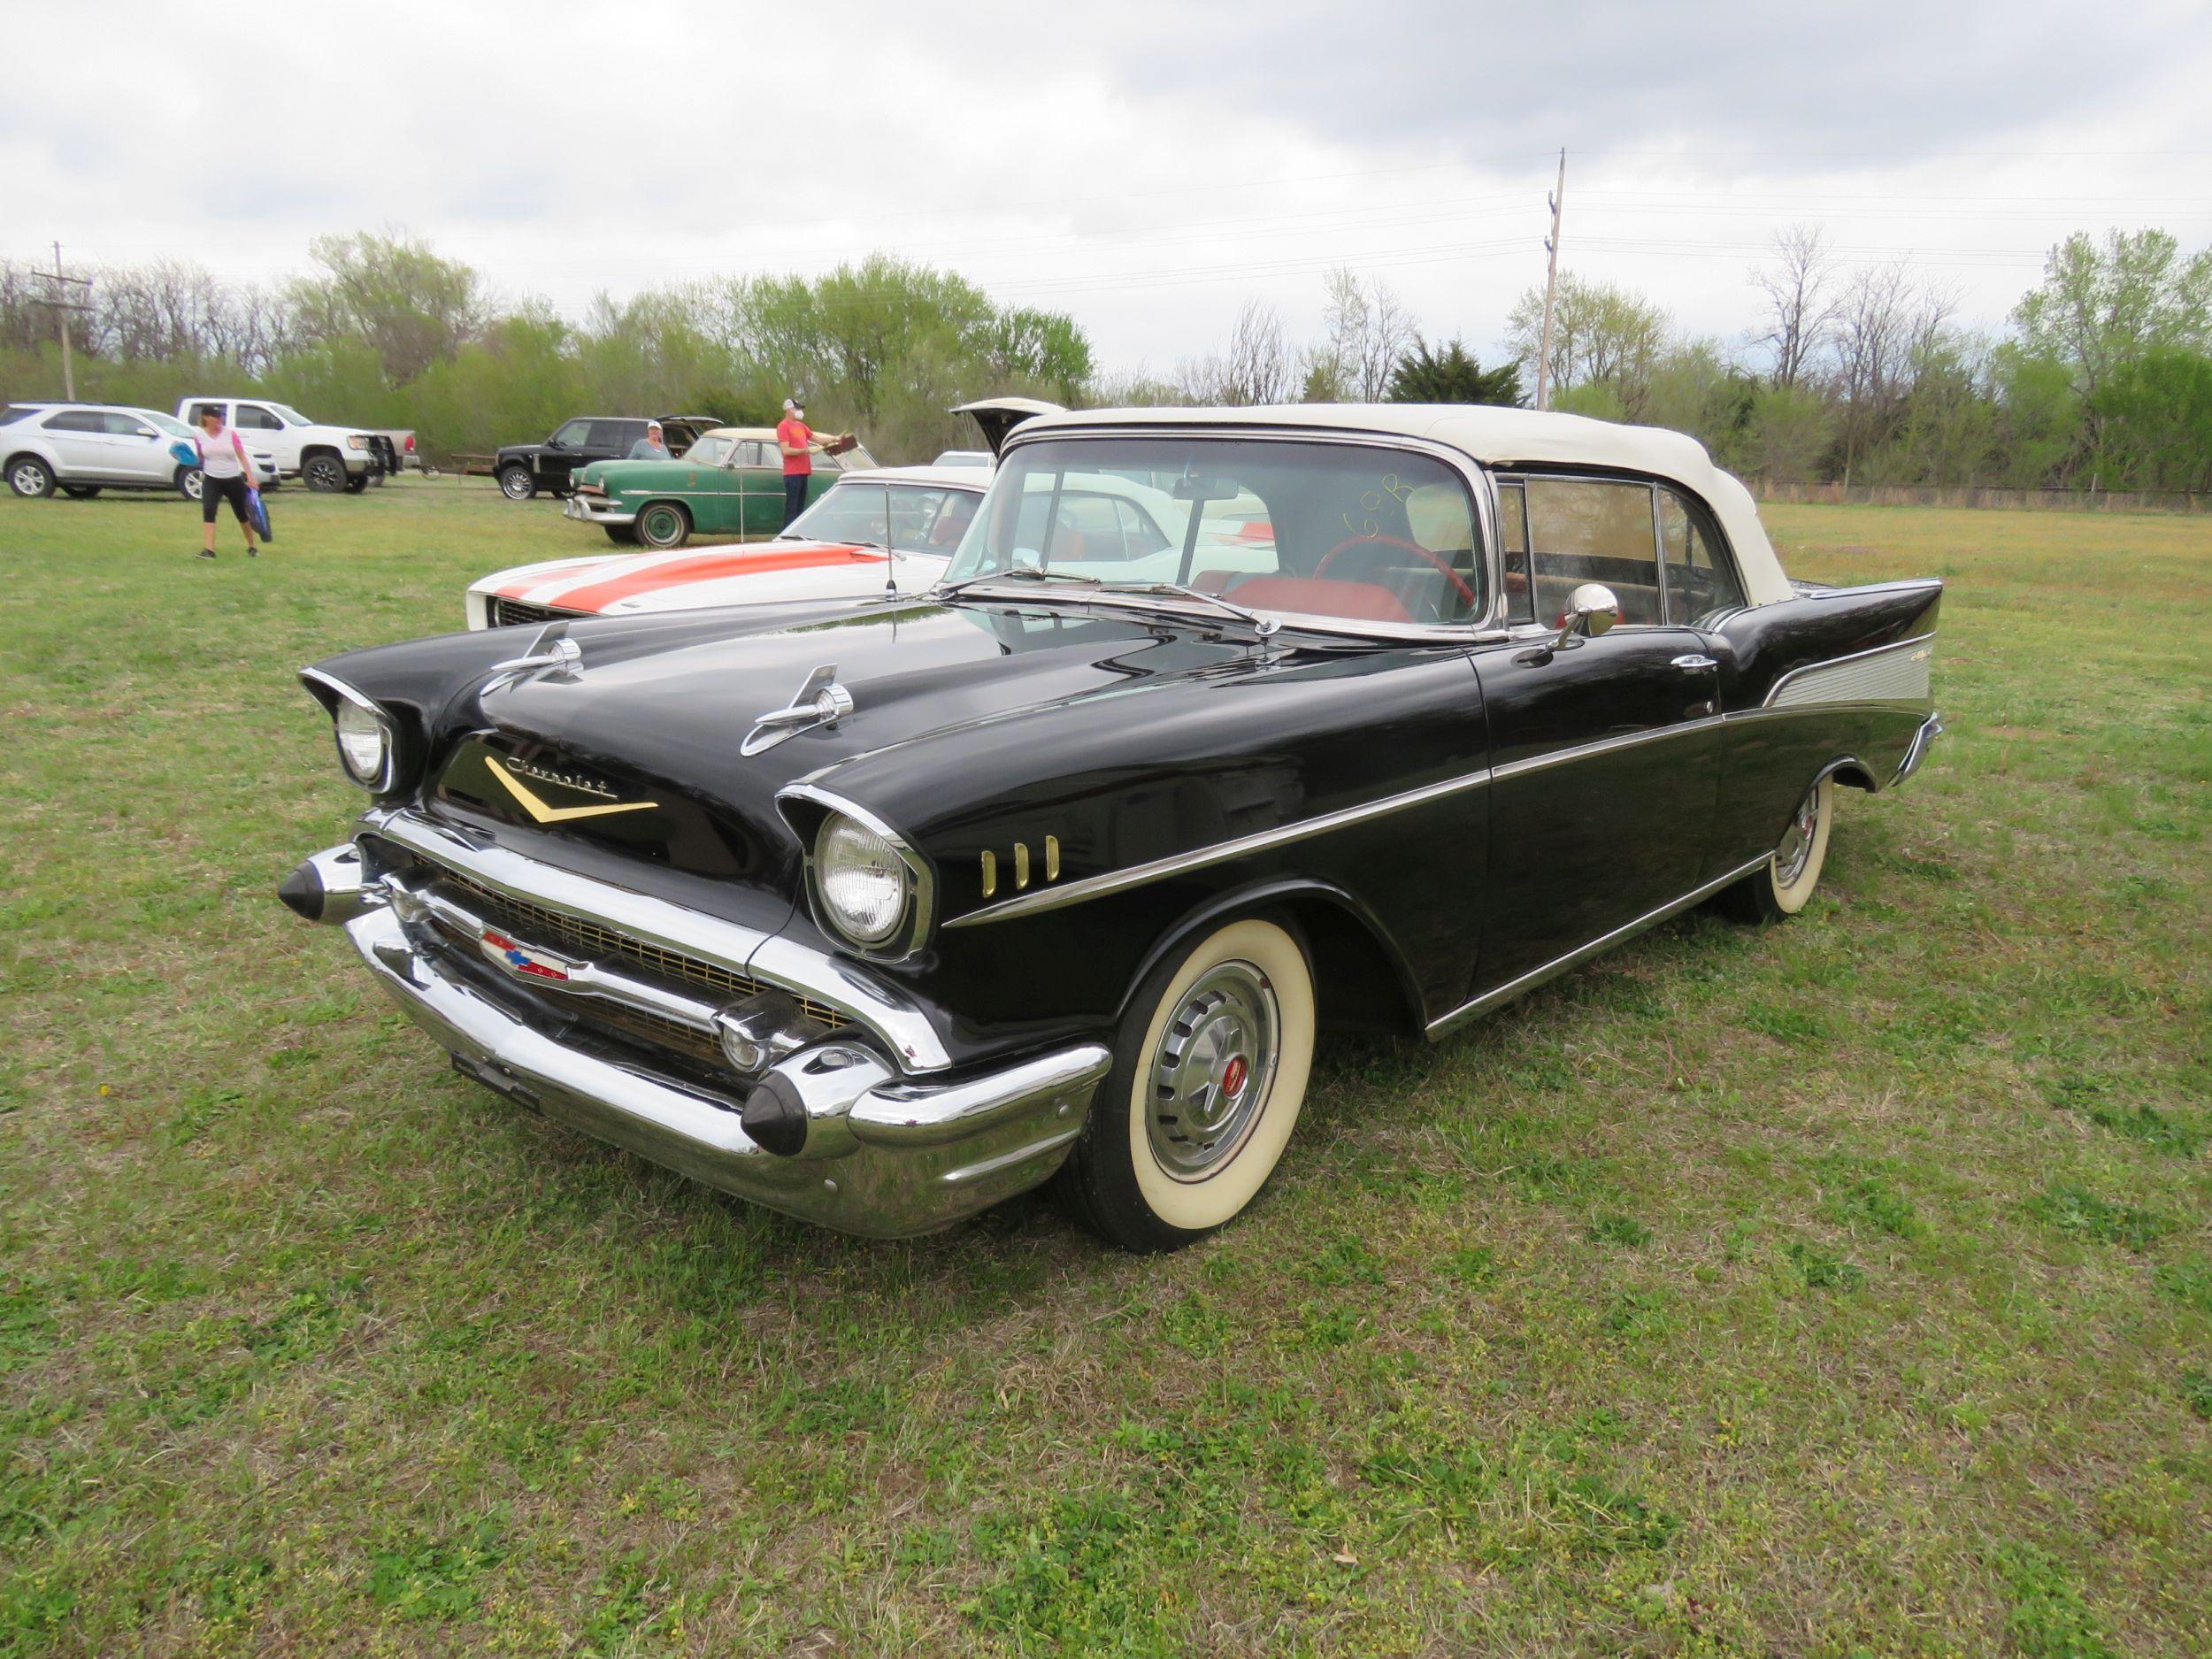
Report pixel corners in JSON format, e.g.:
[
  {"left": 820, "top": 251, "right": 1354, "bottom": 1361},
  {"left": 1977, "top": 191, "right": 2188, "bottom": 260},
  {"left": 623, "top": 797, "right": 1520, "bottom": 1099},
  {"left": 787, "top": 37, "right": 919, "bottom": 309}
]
[{"left": 176, "top": 396, "right": 396, "bottom": 492}]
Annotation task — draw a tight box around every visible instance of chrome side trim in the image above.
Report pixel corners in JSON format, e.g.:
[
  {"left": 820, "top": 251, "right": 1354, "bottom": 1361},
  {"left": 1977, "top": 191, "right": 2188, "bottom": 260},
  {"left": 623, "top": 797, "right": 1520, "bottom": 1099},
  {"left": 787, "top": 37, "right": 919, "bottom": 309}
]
[
  {"left": 1490, "top": 715, "right": 1725, "bottom": 784},
  {"left": 1763, "top": 633, "right": 1935, "bottom": 710},
  {"left": 942, "top": 764, "right": 1495, "bottom": 929},
  {"left": 362, "top": 809, "right": 955, "bottom": 1071},
  {"left": 1425, "top": 851, "right": 1773, "bottom": 1039}
]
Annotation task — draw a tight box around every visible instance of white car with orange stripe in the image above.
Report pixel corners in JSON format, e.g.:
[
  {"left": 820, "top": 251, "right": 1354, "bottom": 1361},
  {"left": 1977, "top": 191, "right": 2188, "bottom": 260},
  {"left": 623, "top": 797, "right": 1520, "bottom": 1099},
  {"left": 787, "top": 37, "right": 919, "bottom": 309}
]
[{"left": 466, "top": 466, "right": 992, "bottom": 629}]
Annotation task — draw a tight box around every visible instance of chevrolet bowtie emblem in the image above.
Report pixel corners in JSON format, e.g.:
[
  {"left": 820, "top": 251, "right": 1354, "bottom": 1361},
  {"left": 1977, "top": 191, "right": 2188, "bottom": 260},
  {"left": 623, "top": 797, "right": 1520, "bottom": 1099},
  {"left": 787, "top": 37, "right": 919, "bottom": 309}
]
[{"left": 483, "top": 758, "right": 657, "bottom": 824}]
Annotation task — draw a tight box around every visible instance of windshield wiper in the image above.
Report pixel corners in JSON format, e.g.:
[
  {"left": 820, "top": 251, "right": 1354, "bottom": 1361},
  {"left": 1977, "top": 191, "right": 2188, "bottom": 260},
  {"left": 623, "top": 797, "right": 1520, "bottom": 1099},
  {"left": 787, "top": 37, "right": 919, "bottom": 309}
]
[
  {"left": 933, "top": 566, "right": 1102, "bottom": 602},
  {"left": 1098, "top": 581, "right": 1281, "bottom": 637}
]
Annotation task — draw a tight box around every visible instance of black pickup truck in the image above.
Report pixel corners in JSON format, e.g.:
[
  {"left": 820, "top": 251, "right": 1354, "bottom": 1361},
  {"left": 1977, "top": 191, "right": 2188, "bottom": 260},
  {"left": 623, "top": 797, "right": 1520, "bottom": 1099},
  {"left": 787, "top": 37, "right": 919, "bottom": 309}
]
[{"left": 495, "top": 415, "right": 718, "bottom": 501}]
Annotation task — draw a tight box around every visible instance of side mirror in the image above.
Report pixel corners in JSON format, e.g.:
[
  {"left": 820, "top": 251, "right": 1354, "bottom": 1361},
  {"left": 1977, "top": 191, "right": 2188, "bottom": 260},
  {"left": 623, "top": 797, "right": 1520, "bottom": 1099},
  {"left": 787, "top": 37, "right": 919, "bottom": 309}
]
[{"left": 1554, "top": 582, "right": 1620, "bottom": 647}]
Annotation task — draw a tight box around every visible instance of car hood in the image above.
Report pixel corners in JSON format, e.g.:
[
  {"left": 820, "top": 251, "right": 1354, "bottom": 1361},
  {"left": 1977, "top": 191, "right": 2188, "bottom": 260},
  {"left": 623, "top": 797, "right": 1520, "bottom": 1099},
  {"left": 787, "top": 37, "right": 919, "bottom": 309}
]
[
  {"left": 474, "top": 539, "right": 904, "bottom": 610},
  {"left": 473, "top": 600, "right": 1265, "bottom": 829},
  {"left": 577, "top": 457, "right": 698, "bottom": 490}
]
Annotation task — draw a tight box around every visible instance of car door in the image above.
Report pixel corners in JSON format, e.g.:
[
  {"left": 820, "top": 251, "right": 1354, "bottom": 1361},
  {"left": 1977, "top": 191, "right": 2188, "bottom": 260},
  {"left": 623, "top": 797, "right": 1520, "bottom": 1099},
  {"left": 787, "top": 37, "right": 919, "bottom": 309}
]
[
  {"left": 39, "top": 411, "right": 109, "bottom": 477},
  {"left": 1468, "top": 473, "right": 1724, "bottom": 998},
  {"left": 538, "top": 419, "right": 594, "bottom": 490},
  {"left": 738, "top": 442, "right": 788, "bottom": 538},
  {"left": 102, "top": 412, "right": 172, "bottom": 482}
]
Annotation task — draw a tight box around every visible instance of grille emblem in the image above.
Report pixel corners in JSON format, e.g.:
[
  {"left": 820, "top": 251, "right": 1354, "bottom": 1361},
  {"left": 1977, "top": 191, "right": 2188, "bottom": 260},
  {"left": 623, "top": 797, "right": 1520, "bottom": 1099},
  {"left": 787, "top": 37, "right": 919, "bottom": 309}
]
[
  {"left": 479, "top": 927, "right": 577, "bottom": 982},
  {"left": 483, "top": 756, "right": 658, "bottom": 824}
]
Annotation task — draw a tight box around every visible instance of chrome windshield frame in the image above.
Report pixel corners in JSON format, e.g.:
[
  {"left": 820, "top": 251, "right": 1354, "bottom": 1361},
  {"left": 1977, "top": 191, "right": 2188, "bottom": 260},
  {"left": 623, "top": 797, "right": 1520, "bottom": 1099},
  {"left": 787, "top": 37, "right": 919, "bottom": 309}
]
[{"left": 937, "top": 424, "right": 1508, "bottom": 644}]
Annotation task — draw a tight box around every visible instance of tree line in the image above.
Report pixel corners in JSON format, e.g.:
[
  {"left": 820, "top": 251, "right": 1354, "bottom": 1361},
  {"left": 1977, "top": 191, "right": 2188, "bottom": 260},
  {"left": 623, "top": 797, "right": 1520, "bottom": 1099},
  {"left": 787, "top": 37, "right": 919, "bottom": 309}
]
[{"left": 1, "top": 227, "right": 2205, "bottom": 489}]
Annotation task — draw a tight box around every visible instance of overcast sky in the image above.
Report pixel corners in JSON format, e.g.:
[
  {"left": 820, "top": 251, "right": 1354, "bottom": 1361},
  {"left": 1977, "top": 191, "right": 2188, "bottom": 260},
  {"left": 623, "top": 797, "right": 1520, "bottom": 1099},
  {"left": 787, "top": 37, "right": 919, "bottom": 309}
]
[{"left": 8, "top": 1, "right": 2210, "bottom": 378}]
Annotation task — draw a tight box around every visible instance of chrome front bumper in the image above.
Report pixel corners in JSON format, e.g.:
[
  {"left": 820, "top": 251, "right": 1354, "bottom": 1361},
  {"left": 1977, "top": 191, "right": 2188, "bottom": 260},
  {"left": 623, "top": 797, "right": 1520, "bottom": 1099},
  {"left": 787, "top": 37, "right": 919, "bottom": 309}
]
[
  {"left": 294, "top": 839, "right": 1110, "bottom": 1237},
  {"left": 563, "top": 494, "right": 635, "bottom": 526}
]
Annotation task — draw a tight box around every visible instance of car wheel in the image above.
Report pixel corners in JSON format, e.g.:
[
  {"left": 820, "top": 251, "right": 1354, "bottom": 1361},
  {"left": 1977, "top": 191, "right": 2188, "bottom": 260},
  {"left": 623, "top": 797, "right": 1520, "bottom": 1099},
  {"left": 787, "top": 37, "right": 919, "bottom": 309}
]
[
  {"left": 176, "top": 466, "right": 204, "bottom": 502},
  {"left": 7, "top": 457, "right": 55, "bottom": 497},
  {"left": 1719, "top": 776, "right": 1836, "bottom": 924},
  {"left": 60, "top": 484, "right": 102, "bottom": 500},
  {"left": 603, "top": 524, "right": 640, "bottom": 545},
  {"left": 635, "top": 502, "right": 691, "bottom": 549},
  {"left": 1059, "top": 915, "right": 1316, "bottom": 1252},
  {"left": 343, "top": 469, "right": 369, "bottom": 495},
  {"left": 499, "top": 465, "right": 536, "bottom": 501},
  {"left": 303, "top": 453, "right": 346, "bottom": 493}
]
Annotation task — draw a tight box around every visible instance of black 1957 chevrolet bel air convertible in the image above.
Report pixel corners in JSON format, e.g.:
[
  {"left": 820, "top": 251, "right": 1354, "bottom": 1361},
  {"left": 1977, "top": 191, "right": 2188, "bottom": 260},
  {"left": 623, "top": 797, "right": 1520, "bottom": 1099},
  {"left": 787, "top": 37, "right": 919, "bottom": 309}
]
[{"left": 279, "top": 404, "right": 1941, "bottom": 1251}]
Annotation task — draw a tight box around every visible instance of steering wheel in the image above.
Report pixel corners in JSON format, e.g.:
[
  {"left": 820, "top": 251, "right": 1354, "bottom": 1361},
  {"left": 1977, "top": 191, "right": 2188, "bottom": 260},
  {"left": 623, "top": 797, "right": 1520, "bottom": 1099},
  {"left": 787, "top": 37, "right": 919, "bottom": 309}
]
[{"left": 1315, "top": 534, "right": 1479, "bottom": 609}]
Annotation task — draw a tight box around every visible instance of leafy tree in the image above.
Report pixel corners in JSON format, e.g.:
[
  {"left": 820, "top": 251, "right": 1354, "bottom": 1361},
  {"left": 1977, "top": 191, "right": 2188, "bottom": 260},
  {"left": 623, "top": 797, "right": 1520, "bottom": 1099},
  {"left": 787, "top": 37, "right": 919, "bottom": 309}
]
[
  {"left": 2016, "top": 229, "right": 2212, "bottom": 398},
  {"left": 1386, "top": 336, "right": 1522, "bottom": 405},
  {"left": 1735, "top": 383, "right": 1835, "bottom": 480},
  {"left": 1504, "top": 275, "right": 1668, "bottom": 415},
  {"left": 288, "top": 232, "right": 487, "bottom": 387},
  {"left": 2091, "top": 347, "right": 2212, "bottom": 492}
]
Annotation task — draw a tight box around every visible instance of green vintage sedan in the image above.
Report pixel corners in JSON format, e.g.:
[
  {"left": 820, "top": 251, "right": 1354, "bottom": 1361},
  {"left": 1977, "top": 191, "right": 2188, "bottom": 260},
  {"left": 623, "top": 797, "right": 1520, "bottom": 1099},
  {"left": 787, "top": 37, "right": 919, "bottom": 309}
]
[{"left": 562, "top": 426, "right": 879, "bottom": 548}]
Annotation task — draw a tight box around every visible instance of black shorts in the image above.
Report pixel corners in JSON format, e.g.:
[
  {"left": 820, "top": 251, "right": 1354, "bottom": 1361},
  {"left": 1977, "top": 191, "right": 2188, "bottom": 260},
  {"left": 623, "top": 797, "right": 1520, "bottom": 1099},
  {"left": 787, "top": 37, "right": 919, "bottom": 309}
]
[
  {"left": 203, "top": 473, "right": 251, "bottom": 525},
  {"left": 783, "top": 472, "right": 809, "bottom": 526}
]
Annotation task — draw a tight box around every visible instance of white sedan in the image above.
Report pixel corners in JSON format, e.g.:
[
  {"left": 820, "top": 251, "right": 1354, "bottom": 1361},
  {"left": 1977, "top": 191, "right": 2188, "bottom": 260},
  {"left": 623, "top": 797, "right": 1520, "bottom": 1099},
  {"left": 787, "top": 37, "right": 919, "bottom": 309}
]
[{"left": 465, "top": 465, "right": 994, "bottom": 629}]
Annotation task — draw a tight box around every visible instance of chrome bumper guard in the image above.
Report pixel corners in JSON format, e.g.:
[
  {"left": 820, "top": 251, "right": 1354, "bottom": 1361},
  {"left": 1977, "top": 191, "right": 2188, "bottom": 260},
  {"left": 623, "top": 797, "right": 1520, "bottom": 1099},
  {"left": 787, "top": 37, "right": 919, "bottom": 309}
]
[
  {"left": 296, "top": 841, "right": 1110, "bottom": 1237},
  {"left": 562, "top": 495, "right": 634, "bottom": 526},
  {"left": 1893, "top": 710, "right": 1944, "bottom": 787}
]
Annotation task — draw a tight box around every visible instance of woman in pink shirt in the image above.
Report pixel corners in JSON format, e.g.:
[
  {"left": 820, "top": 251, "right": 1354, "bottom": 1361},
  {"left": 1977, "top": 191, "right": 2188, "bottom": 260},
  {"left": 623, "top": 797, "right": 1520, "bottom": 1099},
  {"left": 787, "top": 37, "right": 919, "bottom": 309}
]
[{"left": 193, "top": 407, "right": 260, "bottom": 560}]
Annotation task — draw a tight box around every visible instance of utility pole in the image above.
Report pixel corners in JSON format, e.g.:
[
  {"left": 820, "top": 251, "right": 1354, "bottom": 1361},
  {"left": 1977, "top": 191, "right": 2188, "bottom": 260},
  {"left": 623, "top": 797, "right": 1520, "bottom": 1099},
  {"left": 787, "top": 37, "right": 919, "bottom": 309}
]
[
  {"left": 31, "top": 242, "right": 93, "bottom": 402},
  {"left": 1534, "top": 150, "right": 1567, "bottom": 411}
]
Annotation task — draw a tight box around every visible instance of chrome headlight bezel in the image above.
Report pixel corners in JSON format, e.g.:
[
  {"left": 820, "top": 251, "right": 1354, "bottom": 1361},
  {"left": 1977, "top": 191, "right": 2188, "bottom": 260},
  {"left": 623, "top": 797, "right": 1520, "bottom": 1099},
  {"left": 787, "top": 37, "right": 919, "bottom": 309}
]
[
  {"left": 781, "top": 789, "right": 934, "bottom": 961},
  {"left": 302, "top": 668, "right": 401, "bottom": 794}
]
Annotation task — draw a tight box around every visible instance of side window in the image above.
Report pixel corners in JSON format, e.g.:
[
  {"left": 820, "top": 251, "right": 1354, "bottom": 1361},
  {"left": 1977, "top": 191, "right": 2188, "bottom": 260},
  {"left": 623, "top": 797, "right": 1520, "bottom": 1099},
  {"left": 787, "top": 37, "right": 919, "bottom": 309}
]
[
  {"left": 885, "top": 486, "right": 949, "bottom": 551},
  {"left": 102, "top": 412, "right": 155, "bottom": 436},
  {"left": 1111, "top": 497, "right": 1170, "bottom": 557},
  {"left": 1054, "top": 493, "right": 1131, "bottom": 559},
  {"left": 1495, "top": 479, "right": 1534, "bottom": 624},
  {"left": 926, "top": 491, "right": 980, "bottom": 549},
  {"left": 737, "top": 442, "right": 772, "bottom": 469},
  {"left": 186, "top": 403, "right": 225, "bottom": 426},
  {"left": 550, "top": 419, "right": 592, "bottom": 448},
  {"left": 587, "top": 420, "right": 636, "bottom": 450},
  {"left": 234, "top": 404, "right": 282, "bottom": 430},
  {"left": 1658, "top": 489, "right": 1746, "bottom": 623},
  {"left": 43, "top": 410, "right": 103, "bottom": 432},
  {"left": 1523, "top": 477, "right": 1663, "bottom": 626}
]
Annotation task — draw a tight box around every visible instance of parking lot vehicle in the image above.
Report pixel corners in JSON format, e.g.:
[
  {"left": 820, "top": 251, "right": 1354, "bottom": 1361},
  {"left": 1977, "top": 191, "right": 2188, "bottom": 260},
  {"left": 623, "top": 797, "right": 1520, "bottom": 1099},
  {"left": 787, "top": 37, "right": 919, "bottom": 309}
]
[
  {"left": 470, "top": 465, "right": 986, "bottom": 628},
  {"left": 176, "top": 397, "right": 394, "bottom": 492},
  {"left": 495, "top": 415, "right": 718, "bottom": 502},
  {"left": 279, "top": 404, "right": 1942, "bottom": 1248},
  {"left": 4, "top": 403, "right": 272, "bottom": 499},
  {"left": 558, "top": 425, "right": 878, "bottom": 549}
]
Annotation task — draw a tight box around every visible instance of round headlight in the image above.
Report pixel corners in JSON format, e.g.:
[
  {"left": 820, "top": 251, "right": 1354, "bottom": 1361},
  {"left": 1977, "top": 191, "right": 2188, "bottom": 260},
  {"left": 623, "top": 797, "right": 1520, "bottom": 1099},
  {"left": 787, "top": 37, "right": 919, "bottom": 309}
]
[
  {"left": 815, "top": 813, "right": 910, "bottom": 947},
  {"left": 334, "top": 700, "right": 391, "bottom": 788}
]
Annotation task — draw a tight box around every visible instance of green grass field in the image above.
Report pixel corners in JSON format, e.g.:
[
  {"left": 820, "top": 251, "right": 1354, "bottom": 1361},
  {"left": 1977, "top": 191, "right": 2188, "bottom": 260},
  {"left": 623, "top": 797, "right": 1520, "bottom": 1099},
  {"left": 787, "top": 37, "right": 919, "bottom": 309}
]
[{"left": 2, "top": 477, "right": 2207, "bottom": 1656}]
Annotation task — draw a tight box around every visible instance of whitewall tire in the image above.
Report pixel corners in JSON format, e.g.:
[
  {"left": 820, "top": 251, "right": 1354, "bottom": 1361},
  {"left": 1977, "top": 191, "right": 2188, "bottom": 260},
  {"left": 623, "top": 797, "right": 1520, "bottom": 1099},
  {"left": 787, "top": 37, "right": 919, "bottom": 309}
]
[
  {"left": 1061, "top": 915, "right": 1316, "bottom": 1251},
  {"left": 1721, "top": 775, "right": 1835, "bottom": 923}
]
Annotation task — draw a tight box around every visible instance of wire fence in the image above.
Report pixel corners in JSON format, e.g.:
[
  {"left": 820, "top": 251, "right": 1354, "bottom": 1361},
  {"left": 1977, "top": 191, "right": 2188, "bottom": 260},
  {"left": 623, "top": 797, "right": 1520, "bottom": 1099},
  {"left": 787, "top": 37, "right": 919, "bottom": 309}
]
[{"left": 1752, "top": 480, "right": 2208, "bottom": 514}]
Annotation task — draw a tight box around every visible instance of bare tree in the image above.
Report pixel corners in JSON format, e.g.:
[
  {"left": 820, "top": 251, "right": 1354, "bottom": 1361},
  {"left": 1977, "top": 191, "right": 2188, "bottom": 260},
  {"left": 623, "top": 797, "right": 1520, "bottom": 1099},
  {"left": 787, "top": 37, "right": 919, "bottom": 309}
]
[
  {"left": 1750, "top": 226, "right": 1839, "bottom": 389},
  {"left": 1218, "top": 299, "right": 1292, "bottom": 405},
  {"left": 1306, "top": 269, "right": 1416, "bottom": 402},
  {"left": 1829, "top": 260, "right": 1960, "bottom": 486}
]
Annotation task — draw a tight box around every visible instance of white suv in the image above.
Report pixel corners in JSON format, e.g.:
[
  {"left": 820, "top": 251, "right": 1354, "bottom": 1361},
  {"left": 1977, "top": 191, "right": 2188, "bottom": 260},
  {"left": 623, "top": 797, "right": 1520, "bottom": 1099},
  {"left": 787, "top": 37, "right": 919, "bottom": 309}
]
[
  {"left": 2, "top": 403, "right": 275, "bottom": 500},
  {"left": 176, "top": 396, "right": 390, "bottom": 492}
]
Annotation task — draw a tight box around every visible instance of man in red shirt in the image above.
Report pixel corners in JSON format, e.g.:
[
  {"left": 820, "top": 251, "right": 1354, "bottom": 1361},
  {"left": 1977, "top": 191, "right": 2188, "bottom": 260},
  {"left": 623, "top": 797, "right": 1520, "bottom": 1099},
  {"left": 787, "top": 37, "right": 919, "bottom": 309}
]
[{"left": 775, "top": 396, "right": 852, "bottom": 528}]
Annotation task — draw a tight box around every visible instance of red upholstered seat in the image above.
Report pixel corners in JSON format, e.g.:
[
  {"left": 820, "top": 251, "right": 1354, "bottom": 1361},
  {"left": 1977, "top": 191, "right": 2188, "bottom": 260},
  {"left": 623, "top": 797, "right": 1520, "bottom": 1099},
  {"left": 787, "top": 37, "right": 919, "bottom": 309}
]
[{"left": 1225, "top": 576, "right": 1414, "bottom": 622}]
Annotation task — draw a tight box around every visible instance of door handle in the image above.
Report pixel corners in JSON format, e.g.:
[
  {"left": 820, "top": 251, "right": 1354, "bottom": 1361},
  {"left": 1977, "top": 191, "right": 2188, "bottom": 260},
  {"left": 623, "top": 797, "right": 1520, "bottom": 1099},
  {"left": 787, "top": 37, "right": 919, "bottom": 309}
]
[{"left": 1671, "top": 654, "right": 1718, "bottom": 672}]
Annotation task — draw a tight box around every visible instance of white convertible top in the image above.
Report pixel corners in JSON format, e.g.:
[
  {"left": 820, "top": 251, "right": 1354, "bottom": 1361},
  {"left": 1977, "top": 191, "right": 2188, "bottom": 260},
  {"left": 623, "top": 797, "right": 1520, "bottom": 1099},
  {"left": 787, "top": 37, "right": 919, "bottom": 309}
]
[{"left": 1019, "top": 403, "right": 1791, "bottom": 605}]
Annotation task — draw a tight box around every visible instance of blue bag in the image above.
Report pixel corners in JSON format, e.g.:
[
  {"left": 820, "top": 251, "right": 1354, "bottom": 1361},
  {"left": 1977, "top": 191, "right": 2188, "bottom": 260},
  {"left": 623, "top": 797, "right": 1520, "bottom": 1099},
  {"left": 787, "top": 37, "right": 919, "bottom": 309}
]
[
  {"left": 248, "top": 488, "right": 273, "bottom": 542},
  {"left": 169, "top": 439, "right": 198, "bottom": 468}
]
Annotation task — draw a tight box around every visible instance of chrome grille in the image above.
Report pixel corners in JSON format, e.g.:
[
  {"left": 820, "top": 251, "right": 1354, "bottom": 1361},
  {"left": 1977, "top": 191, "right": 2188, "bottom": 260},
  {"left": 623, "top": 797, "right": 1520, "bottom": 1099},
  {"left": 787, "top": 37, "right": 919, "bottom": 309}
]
[
  {"left": 440, "top": 868, "right": 848, "bottom": 1030},
  {"left": 488, "top": 597, "right": 570, "bottom": 628}
]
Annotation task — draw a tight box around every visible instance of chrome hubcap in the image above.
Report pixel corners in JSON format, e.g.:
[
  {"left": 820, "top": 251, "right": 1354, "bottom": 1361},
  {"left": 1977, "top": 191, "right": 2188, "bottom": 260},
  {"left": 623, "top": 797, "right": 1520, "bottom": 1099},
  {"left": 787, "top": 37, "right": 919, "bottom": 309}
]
[
  {"left": 1147, "top": 960, "right": 1279, "bottom": 1179},
  {"left": 12, "top": 465, "right": 41, "bottom": 493},
  {"left": 503, "top": 472, "right": 529, "bottom": 497},
  {"left": 1776, "top": 784, "right": 1822, "bottom": 887}
]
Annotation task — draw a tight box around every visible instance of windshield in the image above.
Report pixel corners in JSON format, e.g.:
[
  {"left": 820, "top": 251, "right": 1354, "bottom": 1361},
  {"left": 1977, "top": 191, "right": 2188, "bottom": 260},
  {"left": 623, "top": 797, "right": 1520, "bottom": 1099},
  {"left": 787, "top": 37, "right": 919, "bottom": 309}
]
[
  {"left": 270, "top": 403, "right": 311, "bottom": 426},
  {"left": 679, "top": 434, "right": 734, "bottom": 465},
  {"left": 943, "top": 436, "right": 1486, "bottom": 628},
  {"left": 781, "top": 480, "right": 982, "bottom": 554}
]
